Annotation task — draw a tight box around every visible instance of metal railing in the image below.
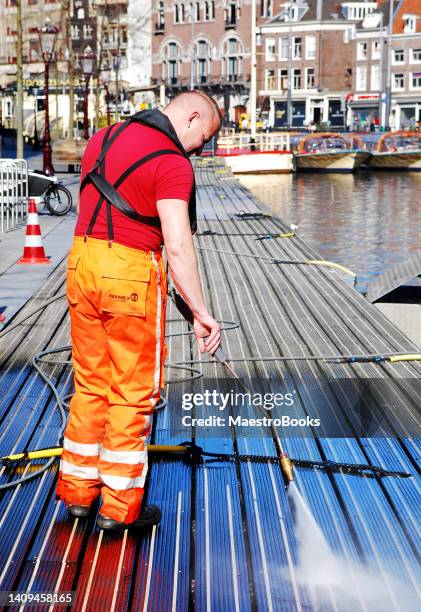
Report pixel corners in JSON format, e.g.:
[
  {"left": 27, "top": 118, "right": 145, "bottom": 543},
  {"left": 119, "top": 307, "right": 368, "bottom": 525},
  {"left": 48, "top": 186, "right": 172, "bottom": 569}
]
[
  {"left": 0, "top": 159, "right": 28, "bottom": 232},
  {"left": 216, "top": 132, "right": 291, "bottom": 154}
]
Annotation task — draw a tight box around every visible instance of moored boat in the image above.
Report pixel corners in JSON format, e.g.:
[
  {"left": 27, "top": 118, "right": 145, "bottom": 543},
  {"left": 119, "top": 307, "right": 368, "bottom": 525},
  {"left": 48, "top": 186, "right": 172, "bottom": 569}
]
[
  {"left": 295, "top": 133, "right": 370, "bottom": 172},
  {"left": 368, "top": 131, "right": 421, "bottom": 171},
  {"left": 216, "top": 133, "right": 295, "bottom": 174}
]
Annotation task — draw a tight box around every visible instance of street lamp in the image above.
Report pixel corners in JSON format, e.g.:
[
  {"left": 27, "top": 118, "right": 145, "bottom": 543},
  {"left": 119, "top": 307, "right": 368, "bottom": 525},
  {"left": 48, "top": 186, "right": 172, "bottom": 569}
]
[
  {"left": 80, "top": 50, "right": 96, "bottom": 139},
  {"left": 101, "top": 69, "right": 111, "bottom": 126},
  {"left": 38, "top": 20, "right": 59, "bottom": 175}
]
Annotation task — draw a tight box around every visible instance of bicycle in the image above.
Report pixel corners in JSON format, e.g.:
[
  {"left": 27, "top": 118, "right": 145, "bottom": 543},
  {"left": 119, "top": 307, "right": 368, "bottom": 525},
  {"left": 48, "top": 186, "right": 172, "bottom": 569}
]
[{"left": 28, "top": 170, "right": 73, "bottom": 216}]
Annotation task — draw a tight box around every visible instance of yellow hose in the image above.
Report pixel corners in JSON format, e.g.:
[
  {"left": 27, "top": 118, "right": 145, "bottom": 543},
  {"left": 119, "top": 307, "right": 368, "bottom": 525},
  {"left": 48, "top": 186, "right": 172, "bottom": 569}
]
[
  {"left": 304, "top": 260, "right": 356, "bottom": 278},
  {"left": 276, "top": 232, "right": 295, "bottom": 238},
  {"left": 389, "top": 354, "right": 421, "bottom": 363},
  {"left": 2, "top": 444, "right": 189, "bottom": 464}
]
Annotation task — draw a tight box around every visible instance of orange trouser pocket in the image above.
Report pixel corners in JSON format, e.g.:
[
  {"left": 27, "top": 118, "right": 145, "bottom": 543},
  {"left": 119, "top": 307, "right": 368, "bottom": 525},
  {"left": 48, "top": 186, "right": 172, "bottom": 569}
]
[{"left": 100, "top": 262, "right": 151, "bottom": 317}]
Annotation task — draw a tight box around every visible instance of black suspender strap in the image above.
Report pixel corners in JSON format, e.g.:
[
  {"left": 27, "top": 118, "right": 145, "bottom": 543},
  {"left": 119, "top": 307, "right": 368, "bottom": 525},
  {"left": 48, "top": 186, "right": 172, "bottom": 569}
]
[
  {"left": 85, "top": 148, "right": 184, "bottom": 229},
  {"left": 80, "top": 120, "right": 131, "bottom": 194},
  {"left": 86, "top": 125, "right": 113, "bottom": 237},
  {"left": 106, "top": 201, "right": 114, "bottom": 243},
  {"left": 81, "top": 115, "right": 190, "bottom": 234},
  {"left": 88, "top": 173, "right": 162, "bottom": 227}
]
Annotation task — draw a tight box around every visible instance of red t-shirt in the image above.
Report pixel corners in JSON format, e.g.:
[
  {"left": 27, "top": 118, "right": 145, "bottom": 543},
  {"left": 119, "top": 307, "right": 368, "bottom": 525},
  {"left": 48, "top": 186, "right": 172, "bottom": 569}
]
[{"left": 75, "top": 121, "right": 194, "bottom": 251}]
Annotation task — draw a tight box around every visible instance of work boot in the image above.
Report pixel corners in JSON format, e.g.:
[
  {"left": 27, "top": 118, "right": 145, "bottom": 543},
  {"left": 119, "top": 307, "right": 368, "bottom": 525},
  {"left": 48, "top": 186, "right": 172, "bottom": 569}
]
[
  {"left": 96, "top": 505, "right": 162, "bottom": 531},
  {"left": 67, "top": 504, "right": 91, "bottom": 518}
]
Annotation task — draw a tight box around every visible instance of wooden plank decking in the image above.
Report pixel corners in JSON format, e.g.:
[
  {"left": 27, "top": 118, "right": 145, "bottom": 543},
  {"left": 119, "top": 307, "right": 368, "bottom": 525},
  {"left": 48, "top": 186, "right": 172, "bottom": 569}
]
[{"left": 0, "top": 157, "right": 420, "bottom": 611}]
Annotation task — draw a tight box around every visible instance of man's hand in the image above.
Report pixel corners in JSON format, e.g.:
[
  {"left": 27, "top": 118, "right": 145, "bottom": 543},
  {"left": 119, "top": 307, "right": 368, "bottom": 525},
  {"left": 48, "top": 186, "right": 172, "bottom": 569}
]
[{"left": 193, "top": 313, "right": 221, "bottom": 355}]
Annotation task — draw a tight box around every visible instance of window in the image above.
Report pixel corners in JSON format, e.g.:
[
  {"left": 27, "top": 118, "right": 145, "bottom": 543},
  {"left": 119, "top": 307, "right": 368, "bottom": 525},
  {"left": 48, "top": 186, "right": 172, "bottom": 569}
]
[
  {"left": 265, "top": 38, "right": 276, "bottom": 61},
  {"left": 393, "top": 73, "right": 404, "bottom": 90},
  {"left": 195, "top": 2, "right": 201, "bottom": 21},
  {"left": 71, "top": 25, "right": 80, "bottom": 40},
  {"left": 411, "top": 49, "right": 421, "bottom": 63},
  {"left": 225, "top": 2, "right": 237, "bottom": 25},
  {"left": 28, "top": 0, "right": 38, "bottom": 5},
  {"left": 204, "top": 1, "right": 210, "bottom": 20},
  {"left": 5, "top": 0, "right": 17, "bottom": 6},
  {"left": 197, "top": 40, "right": 207, "bottom": 56},
  {"left": 411, "top": 72, "right": 421, "bottom": 89},
  {"left": 279, "top": 37, "right": 288, "bottom": 61},
  {"left": 211, "top": 1, "right": 215, "bottom": 20},
  {"left": 279, "top": 68, "right": 288, "bottom": 90},
  {"left": 356, "top": 65, "right": 367, "bottom": 91},
  {"left": 404, "top": 16, "right": 417, "bottom": 34},
  {"left": 293, "top": 37, "right": 301, "bottom": 60},
  {"left": 261, "top": 0, "right": 272, "bottom": 17},
  {"left": 342, "top": 2, "right": 377, "bottom": 20},
  {"left": 228, "top": 38, "right": 237, "bottom": 54},
  {"left": 83, "top": 24, "right": 93, "bottom": 39},
  {"left": 196, "top": 39, "right": 211, "bottom": 81},
  {"left": 29, "top": 42, "right": 39, "bottom": 61},
  {"left": 357, "top": 42, "right": 367, "bottom": 60},
  {"left": 393, "top": 49, "right": 404, "bottom": 64},
  {"left": 223, "top": 37, "right": 243, "bottom": 80},
  {"left": 306, "top": 67, "right": 315, "bottom": 89},
  {"left": 266, "top": 69, "right": 276, "bottom": 90},
  {"left": 293, "top": 68, "right": 301, "bottom": 89},
  {"left": 168, "top": 42, "right": 178, "bottom": 59},
  {"left": 77, "top": 8, "right": 84, "bottom": 19},
  {"left": 280, "top": 2, "right": 308, "bottom": 22},
  {"left": 372, "top": 41, "right": 381, "bottom": 60},
  {"left": 175, "top": 3, "right": 186, "bottom": 23},
  {"left": 371, "top": 65, "right": 380, "bottom": 91},
  {"left": 157, "top": 1, "right": 165, "bottom": 28},
  {"left": 163, "top": 41, "right": 183, "bottom": 82},
  {"left": 306, "top": 35, "right": 316, "bottom": 60}
]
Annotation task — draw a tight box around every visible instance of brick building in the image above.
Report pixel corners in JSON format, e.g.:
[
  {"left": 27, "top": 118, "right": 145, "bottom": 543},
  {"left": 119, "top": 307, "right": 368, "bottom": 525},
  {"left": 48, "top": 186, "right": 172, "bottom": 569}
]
[
  {"left": 350, "top": 0, "right": 421, "bottom": 130},
  {"left": 258, "top": 1, "right": 377, "bottom": 129},
  {"left": 151, "top": 1, "right": 256, "bottom": 123},
  {"left": 0, "top": 0, "right": 149, "bottom": 133}
]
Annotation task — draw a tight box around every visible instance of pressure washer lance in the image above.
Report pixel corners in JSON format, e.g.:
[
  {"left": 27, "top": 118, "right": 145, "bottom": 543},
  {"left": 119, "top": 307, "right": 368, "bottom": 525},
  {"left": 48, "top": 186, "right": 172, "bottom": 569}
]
[
  {"left": 169, "top": 288, "right": 250, "bottom": 393},
  {"left": 169, "top": 287, "right": 294, "bottom": 482}
]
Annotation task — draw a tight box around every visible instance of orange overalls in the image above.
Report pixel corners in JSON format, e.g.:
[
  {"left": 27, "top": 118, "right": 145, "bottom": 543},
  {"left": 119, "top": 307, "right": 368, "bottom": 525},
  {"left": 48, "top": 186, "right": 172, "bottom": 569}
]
[
  {"left": 56, "top": 113, "right": 195, "bottom": 524},
  {"left": 56, "top": 236, "right": 167, "bottom": 523}
]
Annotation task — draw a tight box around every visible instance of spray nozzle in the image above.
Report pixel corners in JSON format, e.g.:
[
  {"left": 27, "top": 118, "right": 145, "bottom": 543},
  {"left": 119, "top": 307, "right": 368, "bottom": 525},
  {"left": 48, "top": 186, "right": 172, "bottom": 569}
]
[{"left": 280, "top": 453, "right": 294, "bottom": 484}]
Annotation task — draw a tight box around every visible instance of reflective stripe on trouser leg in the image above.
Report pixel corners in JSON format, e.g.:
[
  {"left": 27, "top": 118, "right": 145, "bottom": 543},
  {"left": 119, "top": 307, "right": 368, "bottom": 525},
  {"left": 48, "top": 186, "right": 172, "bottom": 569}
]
[
  {"left": 56, "top": 243, "right": 110, "bottom": 507},
  {"left": 98, "top": 250, "right": 167, "bottom": 524}
]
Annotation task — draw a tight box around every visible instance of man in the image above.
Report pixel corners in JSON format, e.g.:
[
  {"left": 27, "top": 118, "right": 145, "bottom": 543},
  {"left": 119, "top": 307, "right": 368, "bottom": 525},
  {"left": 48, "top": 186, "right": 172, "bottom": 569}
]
[{"left": 56, "top": 91, "right": 221, "bottom": 530}]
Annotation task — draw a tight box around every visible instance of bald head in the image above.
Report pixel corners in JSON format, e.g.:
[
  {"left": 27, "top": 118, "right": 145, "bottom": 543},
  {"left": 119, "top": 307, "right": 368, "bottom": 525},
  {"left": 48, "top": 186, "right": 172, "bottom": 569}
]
[{"left": 162, "top": 91, "right": 222, "bottom": 153}]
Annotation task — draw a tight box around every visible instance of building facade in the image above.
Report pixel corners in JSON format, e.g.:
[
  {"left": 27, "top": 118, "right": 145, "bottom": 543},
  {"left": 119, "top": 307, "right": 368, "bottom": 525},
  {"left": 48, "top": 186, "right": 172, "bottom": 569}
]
[
  {"left": 151, "top": 0, "right": 255, "bottom": 123},
  {"left": 0, "top": 0, "right": 152, "bottom": 134},
  {"left": 350, "top": 0, "right": 421, "bottom": 130},
  {"left": 258, "top": 1, "right": 380, "bottom": 129}
]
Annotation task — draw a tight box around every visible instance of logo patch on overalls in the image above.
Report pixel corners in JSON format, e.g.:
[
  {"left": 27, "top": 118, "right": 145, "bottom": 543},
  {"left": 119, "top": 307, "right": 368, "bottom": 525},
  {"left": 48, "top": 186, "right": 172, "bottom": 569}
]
[{"left": 108, "top": 292, "right": 139, "bottom": 303}]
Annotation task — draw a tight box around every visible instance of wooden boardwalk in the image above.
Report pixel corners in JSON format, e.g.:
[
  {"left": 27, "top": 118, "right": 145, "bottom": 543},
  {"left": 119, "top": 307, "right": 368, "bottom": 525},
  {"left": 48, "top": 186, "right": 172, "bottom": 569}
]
[{"left": 0, "top": 158, "right": 420, "bottom": 611}]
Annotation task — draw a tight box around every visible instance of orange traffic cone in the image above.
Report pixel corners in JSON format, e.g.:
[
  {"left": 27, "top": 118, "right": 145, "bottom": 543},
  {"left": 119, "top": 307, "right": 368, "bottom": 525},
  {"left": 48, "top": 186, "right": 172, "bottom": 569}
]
[{"left": 17, "top": 197, "right": 50, "bottom": 264}]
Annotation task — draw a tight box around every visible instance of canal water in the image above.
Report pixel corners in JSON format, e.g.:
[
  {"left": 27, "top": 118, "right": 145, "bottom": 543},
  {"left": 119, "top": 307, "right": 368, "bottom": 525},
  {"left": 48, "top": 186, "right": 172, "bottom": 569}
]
[{"left": 239, "top": 172, "right": 421, "bottom": 294}]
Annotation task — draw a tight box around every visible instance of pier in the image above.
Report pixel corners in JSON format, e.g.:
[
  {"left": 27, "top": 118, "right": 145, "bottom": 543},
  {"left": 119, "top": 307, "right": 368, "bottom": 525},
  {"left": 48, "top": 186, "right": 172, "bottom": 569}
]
[{"left": 0, "top": 159, "right": 420, "bottom": 610}]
